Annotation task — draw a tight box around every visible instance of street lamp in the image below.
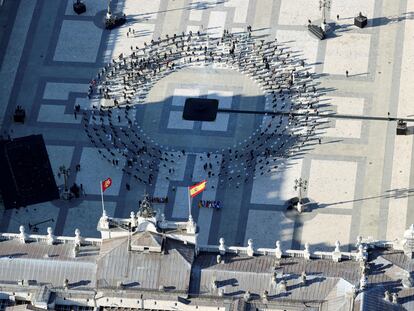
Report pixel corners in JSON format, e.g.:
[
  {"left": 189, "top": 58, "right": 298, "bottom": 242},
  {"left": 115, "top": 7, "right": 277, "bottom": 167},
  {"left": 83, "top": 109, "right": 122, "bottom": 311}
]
[
  {"left": 106, "top": 0, "right": 112, "bottom": 20},
  {"left": 319, "top": 0, "right": 331, "bottom": 31},
  {"left": 294, "top": 178, "right": 308, "bottom": 213},
  {"left": 59, "top": 165, "right": 71, "bottom": 200}
]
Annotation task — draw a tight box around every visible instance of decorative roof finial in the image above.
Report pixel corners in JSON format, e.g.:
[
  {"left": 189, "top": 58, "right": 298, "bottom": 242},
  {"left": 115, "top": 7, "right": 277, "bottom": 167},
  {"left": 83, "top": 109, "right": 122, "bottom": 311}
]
[
  {"left": 19, "top": 225, "right": 28, "bottom": 244},
  {"left": 275, "top": 240, "right": 283, "bottom": 259},
  {"left": 46, "top": 227, "right": 55, "bottom": 245},
  {"left": 332, "top": 240, "right": 342, "bottom": 262},
  {"left": 219, "top": 237, "right": 226, "bottom": 255},
  {"left": 138, "top": 193, "right": 155, "bottom": 218},
  {"left": 247, "top": 239, "right": 254, "bottom": 257},
  {"left": 186, "top": 214, "right": 196, "bottom": 234},
  {"left": 74, "top": 228, "right": 82, "bottom": 246}
]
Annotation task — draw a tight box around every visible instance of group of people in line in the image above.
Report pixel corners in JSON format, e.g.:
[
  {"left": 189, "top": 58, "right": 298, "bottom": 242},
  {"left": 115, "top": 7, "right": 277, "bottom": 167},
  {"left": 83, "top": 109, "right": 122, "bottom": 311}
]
[
  {"left": 198, "top": 200, "right": 222, "bottom": 209},
  {"left": 81, "top": 28, "right": 321, "bottom": 190}
]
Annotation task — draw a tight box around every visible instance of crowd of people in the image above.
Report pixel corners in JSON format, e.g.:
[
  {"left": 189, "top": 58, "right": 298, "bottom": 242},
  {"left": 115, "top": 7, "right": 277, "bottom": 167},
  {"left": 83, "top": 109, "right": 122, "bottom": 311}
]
[
  {"left": 149, "top": 196, "right": 168, "bottom": 204},
  {"left": 81, "top": 29, "right": 321, "bottom": 189},
  {"left": 198, "top": 200, "right": 222, "bottom": 209}
]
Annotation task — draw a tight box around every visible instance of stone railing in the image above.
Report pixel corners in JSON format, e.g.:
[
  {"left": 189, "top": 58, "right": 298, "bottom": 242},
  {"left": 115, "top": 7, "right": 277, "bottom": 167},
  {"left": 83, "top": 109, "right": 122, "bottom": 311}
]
[
  {"left": 285, "top": 249, "right": 308, "bottom": 259},
  {"left": 198, "top": 239, "right": 368, "bottom": 263},
  {"left": 313, "top": 251, "right": 358, "bottom": 261},
  {"left": 0, "top": 229, "right": 101, "bottom": 246}
]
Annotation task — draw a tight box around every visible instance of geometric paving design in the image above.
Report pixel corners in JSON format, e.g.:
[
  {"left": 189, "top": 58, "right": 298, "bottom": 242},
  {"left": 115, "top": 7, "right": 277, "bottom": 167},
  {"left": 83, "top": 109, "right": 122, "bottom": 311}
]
[{"left": 0, "top": 0, "right": 413, "bottom": 252}]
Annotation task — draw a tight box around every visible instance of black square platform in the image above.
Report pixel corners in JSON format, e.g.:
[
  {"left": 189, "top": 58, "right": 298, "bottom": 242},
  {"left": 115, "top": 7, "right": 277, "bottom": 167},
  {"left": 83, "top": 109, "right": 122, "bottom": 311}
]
[
  {"left": 354, "top": 14, "right": 368, "bottom": 28},
  {"left": 183, "top": 98, "right": 219, "bottom": 121},
  {"left": 73, "top": 2, "right": 86, "bottom": 15},
  {"left": 397, "top": 120, "right": 408, "bottom": 135}
]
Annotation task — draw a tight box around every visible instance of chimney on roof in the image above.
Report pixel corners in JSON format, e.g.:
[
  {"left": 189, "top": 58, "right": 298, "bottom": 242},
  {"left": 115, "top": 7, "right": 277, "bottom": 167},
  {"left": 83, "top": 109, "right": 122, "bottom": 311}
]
[
  {"left": 262, "top": 290, "right": 268, "bottom": 302},
  {"left": 278, "top": 279, "right": 287, "bottom": 292},
  {"left": 243, "top": 291, "right": 251, "bottom": 302},
  {"left": 46, "top": 227, "right": 55, "bottom": 245},
  {"left": 127, "top": 223, "right": 132, "bottom": 252},
  {"left": 300, "top": 271, "right": 307, "bottom": 286},
  {"left": 392, "top": 292, "right": 398, "bottom": 304},
  {"left": 403, "top": 224, "right": 414, "bottom": 259},
  {"left": 72, "top": 244, "right": 80, "bottom": 258},
  {"left": 19, "top": 225, "right": 28, "bottom": 244},
  {"left": 63, "top": 279, "right": 69, "bottom": 290},
  {"left": 271, "top": 273, "right": 277, "bottom": 288},
  {"left": 210, "top": 277, "right": 217, "bottom": 294},
  {"left": 247, "top": 239, "right": 254, "bottom": 257}
]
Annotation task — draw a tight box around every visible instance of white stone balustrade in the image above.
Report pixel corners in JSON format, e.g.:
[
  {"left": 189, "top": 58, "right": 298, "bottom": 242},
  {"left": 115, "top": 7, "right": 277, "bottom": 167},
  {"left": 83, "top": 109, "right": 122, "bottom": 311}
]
[{"left": 0, "top": 230, "right": 101, "bottom": 246}]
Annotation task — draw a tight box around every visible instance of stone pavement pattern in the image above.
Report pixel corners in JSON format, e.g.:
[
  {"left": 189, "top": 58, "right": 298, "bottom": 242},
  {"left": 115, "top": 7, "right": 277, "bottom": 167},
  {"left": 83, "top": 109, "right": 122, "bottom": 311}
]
[{"left": 0, "top": 0, "right": 414, "bottom": 252}]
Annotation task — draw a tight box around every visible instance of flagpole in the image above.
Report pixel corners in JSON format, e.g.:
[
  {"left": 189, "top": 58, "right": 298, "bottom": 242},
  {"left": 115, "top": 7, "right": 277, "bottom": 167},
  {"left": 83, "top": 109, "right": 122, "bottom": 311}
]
[
  {"left": 100, "top": 180, "right": 105, "bottom": 214},
  {"left": 187, "top": 187, "right": 192, "bottom": 220}
]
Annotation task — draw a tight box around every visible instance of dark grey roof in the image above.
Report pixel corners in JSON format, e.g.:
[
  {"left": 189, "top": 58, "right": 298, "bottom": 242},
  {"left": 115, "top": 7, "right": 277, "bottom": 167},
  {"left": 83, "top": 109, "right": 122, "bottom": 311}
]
[
  {"left": 279, "top": 257, "right": 361, "bottom": 284},
  {"left": 130, "top": 231, "right": 162, "bottom": 249},
  {"left": 190, "top": 252, "right": 358, "bottom": 304},
  {"left": 380, "top": 251, "right": 414, "bottom": 272},
  {"left": 0, "top": 239, "right": 99, "bottom": 262},
  {"left": 359, "top": 288, "right": 407, "bottom": 311},
  {"left": 396, "top": 288, "right": 414, "bottom": 311},
  {"left": 5, "top": 305, "right": 45, "bottom": 311},
  {"left": 230, "top": 298, "right": 246, "bottom": 311},
  {"left": 0, "top": 240, "right": 98, "bottom": 288},
  {"left": 96, "top": 233, "right": 194, "bottom": 291}
]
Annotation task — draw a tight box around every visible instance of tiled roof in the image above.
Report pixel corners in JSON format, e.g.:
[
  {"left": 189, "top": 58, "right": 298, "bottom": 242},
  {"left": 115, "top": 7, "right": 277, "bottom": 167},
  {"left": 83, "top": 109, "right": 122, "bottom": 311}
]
[
  {"left": 0, "top": 239, "right": 98, "bottom": 288},
  {"left": 190, "top": 252, "right": 358, "bottom": 303},
  {"left": 96, "top": 233, "right": 194, "bottom": 291}
]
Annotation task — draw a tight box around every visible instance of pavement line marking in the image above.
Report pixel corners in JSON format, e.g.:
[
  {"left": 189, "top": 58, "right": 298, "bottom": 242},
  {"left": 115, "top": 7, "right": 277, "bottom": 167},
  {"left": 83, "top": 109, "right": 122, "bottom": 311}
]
[{"left": 0, "top": 0, "right": 37, "bottom": 126}]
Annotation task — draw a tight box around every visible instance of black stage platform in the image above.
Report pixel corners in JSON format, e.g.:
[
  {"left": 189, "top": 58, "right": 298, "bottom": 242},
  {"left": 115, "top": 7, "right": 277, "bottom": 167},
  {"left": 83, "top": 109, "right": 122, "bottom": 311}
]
[
  {"left": 0, "top": 135, "right": 59, "bottom": 209},
  {"left": 183, "top": 98, "right": 219, "bottom": 121}
]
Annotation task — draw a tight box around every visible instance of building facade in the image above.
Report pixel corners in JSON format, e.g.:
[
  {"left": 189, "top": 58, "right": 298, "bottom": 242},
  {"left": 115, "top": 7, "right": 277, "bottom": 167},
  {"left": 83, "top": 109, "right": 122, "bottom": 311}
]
[{"left": 0, "top": 196, "right": 413, "bottom": 311}]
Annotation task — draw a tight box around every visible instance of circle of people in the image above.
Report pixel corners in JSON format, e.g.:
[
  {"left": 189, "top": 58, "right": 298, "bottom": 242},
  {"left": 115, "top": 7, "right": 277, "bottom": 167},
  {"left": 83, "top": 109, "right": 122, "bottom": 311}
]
[{"left": 82, "top": 29, "right": 321, "bottom": 189}]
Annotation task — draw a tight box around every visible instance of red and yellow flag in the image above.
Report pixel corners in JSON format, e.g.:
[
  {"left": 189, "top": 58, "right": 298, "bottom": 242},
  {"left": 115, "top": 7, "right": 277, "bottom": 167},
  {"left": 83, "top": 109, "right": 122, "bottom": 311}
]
[
  {"left": 189, "top": 180, "right": 207, "bottom": 198},
  {"left": 101, "top": 177, "right": 112, "bottom": 192}
]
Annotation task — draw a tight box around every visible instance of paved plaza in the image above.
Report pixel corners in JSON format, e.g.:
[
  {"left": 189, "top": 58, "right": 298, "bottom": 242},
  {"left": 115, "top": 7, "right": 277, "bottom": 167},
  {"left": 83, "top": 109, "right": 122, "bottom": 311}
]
[{"left": 1, "top": 0, "right": 414, "bottom": 252}]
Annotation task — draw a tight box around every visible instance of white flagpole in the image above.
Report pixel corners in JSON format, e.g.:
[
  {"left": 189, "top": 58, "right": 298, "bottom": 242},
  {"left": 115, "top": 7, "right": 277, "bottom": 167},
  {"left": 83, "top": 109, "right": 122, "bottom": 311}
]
[
  {"left": 188, "top": 187, "right": 192, "bottom": 219},
  {"left": 100, "top": 180, "right": 105, "bottom": 213}
]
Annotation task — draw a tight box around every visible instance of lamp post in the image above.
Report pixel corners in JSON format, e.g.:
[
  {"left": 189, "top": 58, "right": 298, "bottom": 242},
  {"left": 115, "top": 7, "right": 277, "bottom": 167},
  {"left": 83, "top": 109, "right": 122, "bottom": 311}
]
[
  {"left": 106, "top": 0, "right": 112, "bottom": 20},
  {"left": 59, "top": 165, "right": 71, "bottom": 200},
  {"left": 294, "top": 178, "right": 307, "bottom": 213},
  {"left": 319, "top": 0, "right": 331, "bottom": 32}
]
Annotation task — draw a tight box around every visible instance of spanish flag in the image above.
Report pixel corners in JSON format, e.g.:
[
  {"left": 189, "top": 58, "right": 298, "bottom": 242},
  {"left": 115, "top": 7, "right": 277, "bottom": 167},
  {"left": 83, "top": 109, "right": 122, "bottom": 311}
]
[{"left": 189, "top": 180, "right": 207, "bottom": 198}]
